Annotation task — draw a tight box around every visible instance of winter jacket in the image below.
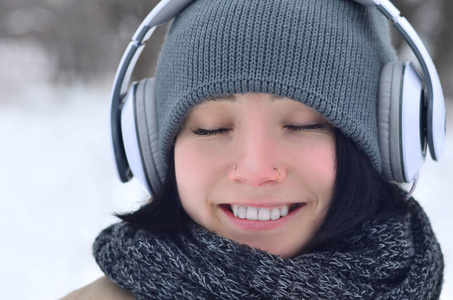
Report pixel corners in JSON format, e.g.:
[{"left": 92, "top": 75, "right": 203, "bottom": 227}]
[{"left": 60, "top": 276, "right": 134, "bottom": 300}]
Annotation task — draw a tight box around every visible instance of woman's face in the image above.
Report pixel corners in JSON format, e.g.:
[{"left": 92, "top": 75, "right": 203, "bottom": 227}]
[{"left": 174, "top": 93, "right": 336, "bottom": 258}]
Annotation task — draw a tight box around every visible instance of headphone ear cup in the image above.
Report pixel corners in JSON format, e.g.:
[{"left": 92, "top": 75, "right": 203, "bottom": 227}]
[
  {"left": 378, "top": 61, "right": 426, "bottom": 183},
  {"left": 134, "top": 78, "right": 167, "bottom": 196},
  {"left": 378, "top": 62, "right": 405, "bottom": 182},
  {"left": 121, "top": 81, "right": 152, "bottom": 194}
]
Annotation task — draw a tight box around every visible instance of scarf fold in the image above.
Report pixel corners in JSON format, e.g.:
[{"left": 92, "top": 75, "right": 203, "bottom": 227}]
[{"left": 94, "top": 199, "right": 443, "bottom": 299}]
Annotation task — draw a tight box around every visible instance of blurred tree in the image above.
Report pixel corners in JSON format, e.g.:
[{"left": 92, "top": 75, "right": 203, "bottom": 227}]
[
  {"left": 392, "top": 0, "right": 453, "bottom": 97},
  {"left": 0, "top": 0, "right": 159, "bottom": 83},
  {"left": 1, "top": 0, "right": 452, "bottom": 97}
]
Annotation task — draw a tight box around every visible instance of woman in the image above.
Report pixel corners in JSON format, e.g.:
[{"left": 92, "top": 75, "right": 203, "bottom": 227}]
[{"left": 62, "top": 0, "right": 444, "bottom": 299}]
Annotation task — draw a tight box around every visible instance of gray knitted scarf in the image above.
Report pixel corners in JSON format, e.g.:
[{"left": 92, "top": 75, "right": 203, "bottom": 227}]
[{"left": 94, "top": 199, "right": 443, "bottom": 299}]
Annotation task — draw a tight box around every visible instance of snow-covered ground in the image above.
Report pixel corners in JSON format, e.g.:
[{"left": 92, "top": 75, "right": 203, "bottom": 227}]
[
  {"left": 0, "top": 82, "right": 147, "bottom": 299},
  {"left": 1, "top": 40, "right": 452, "bottom": 299}
]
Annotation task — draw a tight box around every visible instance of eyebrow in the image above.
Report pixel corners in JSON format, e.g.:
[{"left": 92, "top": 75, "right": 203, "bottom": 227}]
[{"left": 207, "top": 94, "right": 288, "bottom": 102}]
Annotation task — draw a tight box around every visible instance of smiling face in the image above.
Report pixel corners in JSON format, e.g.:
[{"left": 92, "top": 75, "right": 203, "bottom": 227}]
[{"left": 174, "top": 93, "right": 336, "bottom": 258}]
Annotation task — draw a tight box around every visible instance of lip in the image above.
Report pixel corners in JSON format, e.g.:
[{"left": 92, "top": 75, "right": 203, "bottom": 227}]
[{"left": 219, "top": 203, "right": 305, "bottom": 231}]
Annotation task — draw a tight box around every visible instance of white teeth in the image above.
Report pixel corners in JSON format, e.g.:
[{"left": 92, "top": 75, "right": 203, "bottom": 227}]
[
  {"left": 231, "top": 205, "right": 292, "bottom": 221},
  {"left": 246, "top": 207, "right": 258, "bottom": 220},
  {"left": 258, "top": 208, "right": 270, "bottom": 221},
  {"left": 238, "top": 206, "right": 247, "bottom": 219},
  {"left": 271, "top": 208, "right": 280, "bottom": 220},
  {"left": 280, "top": 206, "right": 289, "bottom": 217},
  {"left": 233, "top": 205, "right": 239, "bottom": 217}
]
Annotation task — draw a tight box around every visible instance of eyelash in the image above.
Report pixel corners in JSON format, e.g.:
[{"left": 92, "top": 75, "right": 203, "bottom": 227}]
[
  {"left": 190, "top": 124, "right": 325, "bottom": 136},
  {"left": 190, "top": 128, "right": 230, "bottom": 136},
  {"left": 285, "top": 124, "right": 325, "bottom": 131}
]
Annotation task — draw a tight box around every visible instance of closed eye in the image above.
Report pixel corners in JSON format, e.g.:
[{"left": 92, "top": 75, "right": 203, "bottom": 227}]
[
  {"left": 285, "top": 124, "right": 326, "bottom": 131},
  {"left": 190, "top": 128, "right": 230, "bottom": 136}
]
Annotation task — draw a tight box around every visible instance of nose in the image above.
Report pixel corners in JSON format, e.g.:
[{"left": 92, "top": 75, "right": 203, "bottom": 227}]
[{"left": 229, "top": 128, "right": 285, "bottom": 187}]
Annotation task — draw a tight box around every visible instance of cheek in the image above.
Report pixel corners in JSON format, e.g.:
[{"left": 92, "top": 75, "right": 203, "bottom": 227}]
[
  {"left": 293, "top": 138, "right": 336, "bottom": 199},
  {"left": 174, "top": 145, "right": 195, "bottom": 192},
  {"left": 307, "top": 145, "right": 336, "bottom": 181},
  {"left": 174, "top": 141, "right": 202, "bottom": 206},
  {"left": 174, "top": 139, "right": 226, "bottom": 217},
  {"left": 175, "top": 142, "right": 221, "bottom": 188}
]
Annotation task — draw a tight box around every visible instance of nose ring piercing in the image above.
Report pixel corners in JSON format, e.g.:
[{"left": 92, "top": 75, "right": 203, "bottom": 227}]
[
  {"left": 274, "top": 168, "right": 281, "bottom": 182},
  {"left": 234, "top": 166, "right": 281, "bottom": 182}
]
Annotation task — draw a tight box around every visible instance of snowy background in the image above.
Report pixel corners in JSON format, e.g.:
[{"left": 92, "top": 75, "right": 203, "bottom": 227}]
[{"left": 1, "top": 1, "right": 452, "bottom": 299}]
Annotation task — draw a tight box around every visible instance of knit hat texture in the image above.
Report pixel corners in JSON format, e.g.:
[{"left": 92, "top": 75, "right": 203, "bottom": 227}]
[{"left": 155, "top": 0, "right": 397, "bottom": 171}]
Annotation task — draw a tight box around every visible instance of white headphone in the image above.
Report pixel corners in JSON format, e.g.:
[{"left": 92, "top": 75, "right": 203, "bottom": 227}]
[{"left": 110, "top": 0, "right": 446, "bottom": 196}]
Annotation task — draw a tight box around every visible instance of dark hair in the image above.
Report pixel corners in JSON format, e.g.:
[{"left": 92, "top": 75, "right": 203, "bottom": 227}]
[
  {"left": 117, "top": 153, "right": 191, "bottom": 235},
  {"left": 303, "top": 128, "right": 409, "bottom": 252},
  {"left": 118, "top": 128, "right": 409, "bottom": 249}
]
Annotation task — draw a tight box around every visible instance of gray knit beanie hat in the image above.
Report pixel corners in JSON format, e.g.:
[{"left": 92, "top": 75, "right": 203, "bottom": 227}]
[{"left": 155, "top": 0, "right": 396, "bottom": 171}]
